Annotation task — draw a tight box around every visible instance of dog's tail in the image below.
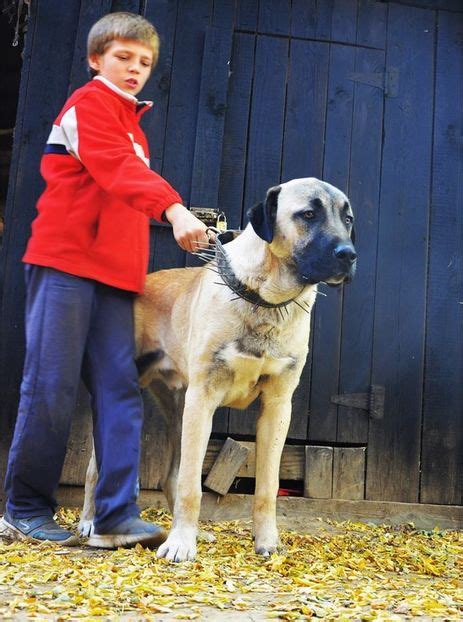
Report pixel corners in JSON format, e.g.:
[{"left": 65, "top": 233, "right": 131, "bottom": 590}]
[{"left": 136, "top": 349, "right": 165, "bottom": 379}]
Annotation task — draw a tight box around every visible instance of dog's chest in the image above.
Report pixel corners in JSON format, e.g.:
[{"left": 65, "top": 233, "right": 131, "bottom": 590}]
[{"left": 217, "top": 327, "right": 296, "bottom": 408}]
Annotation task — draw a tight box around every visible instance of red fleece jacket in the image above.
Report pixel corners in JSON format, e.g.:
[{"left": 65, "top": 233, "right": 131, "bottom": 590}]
[{"left": 23, "top": 76, "right": 182, "bottom": 293}]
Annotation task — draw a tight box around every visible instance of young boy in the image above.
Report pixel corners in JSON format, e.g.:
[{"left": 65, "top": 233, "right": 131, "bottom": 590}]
[{"left": 0, "top": 12, "right": 209, "bottom": 548}]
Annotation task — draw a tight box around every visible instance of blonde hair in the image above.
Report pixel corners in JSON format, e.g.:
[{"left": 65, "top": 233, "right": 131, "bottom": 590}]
[{"left": 87, "top": 12, "right": 159, "bottom": 77}]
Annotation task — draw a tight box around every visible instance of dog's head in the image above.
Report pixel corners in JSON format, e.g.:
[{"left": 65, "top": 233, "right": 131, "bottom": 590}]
[{"left": 247, "top": 178, "right": 356, "bottom": 286}]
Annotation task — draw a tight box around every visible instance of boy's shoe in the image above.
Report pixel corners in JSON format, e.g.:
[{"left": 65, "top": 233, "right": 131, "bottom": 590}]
[
  {"left": 87, "top": 516, "right": 167, "bottom": 549},
  {"left": 0, "top": 512, "right": 79, "bottom": 546}
]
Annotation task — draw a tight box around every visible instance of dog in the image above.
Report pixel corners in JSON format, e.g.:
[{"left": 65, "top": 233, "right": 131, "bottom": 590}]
[{"left": 80, "top": 177, "right": 356, "bottom": 561}]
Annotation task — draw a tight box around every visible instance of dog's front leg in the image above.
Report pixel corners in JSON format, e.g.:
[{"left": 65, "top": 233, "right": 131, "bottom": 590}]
[
  {"left": 253, "top": 391, "right": 293, "bottom": 556},
  {"left": 157, "top": 386, "right": 217, "bottom": 562}
]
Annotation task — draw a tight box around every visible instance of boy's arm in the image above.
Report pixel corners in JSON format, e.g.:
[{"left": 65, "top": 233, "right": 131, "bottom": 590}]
[
  {"left": 60, "top": 95, "right": 178, "bottom": 222},
  {"left": 61, "top": 94, "right": 209, "bottom": 250}
]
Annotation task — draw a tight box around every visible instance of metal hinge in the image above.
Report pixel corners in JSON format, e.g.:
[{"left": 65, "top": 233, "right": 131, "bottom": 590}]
[
  {"left": 347, "top": 67, "right": 399, "bottom": 98},
  {"left": 331, "top": 385, "right": 385, "bottom": 420}
]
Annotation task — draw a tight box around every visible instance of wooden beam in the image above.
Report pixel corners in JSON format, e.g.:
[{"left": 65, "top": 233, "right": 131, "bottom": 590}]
[
  {"left": 332, "top": 447, "right": 366, "bottom": 500},
  {"left": 304, "top": 446, "right": 333, "bottom": 498},
  {"left": 204, "top": 438, "right": 249, "bottom": 495},
  {"left": 204, "top": 440, "right": 305, "bottom": 480},
  {"left": 57, "top": 487, "right": 463, "bottom": 531}
]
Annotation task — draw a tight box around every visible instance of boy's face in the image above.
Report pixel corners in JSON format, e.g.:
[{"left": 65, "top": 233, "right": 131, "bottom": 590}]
[{"left": 88, "top": 39, "right": 155, "bottom": 96}]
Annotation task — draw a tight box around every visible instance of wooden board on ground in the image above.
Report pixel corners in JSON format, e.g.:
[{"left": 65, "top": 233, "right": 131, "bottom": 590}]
[
  {"left": 304, "top": 446, "right": 333, "bottom": 499},
  {"left": 57, "top": 487, "right": 463, "bottom": 531},
  {"left": 204, "top": 437, "right": 249, "bottom": 495},
  {"left": 332, "top": 447, "right": 366, "bottom": 500},
  {"left": 204, "top": 439, "right": 305, "bottom": 481}
]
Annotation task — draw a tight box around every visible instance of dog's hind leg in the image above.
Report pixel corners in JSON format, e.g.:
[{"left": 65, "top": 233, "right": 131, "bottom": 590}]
[
  {"left": 150, "top": 382, "right": 185, "bottom": 514},
  {"left": 78, "top": 442, "right": 98, "bottom": 537}
]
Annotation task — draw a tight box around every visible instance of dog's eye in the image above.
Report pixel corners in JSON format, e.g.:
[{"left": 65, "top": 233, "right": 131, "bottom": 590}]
[
  {"left": 302, "top": 210, "right": 315, "bottom": 220},
  {"left": 345, "top": 215, "right": 354, "bottom": 225}
]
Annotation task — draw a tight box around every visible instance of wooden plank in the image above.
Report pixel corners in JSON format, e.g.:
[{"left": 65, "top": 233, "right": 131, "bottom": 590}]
[
  {"left": 138, "top": 392, "right": 172, "bottom": 491},
  {"left": 152, "top": 0, "right": 213, "bottom": 272},
  {"left": 332, "top": 447, "right": 365, "bottom": 500},
  {"left": 421, "top": 12, "right": 463, "bottom": 505},
  {"left": 217, "top": 33, "right": 255, "bottom": 229},
  {"left": 282, "top": 39, "right": 330, "bottom": 439},
  {"left": 204, "top": 439, "right": 305, "bottom": 480},
  {"left": 187, "top": 21, "right": 234, "bottom": 273},
  {"left": 308, "top": 43, "right": 355, "bottom": 443},
  {"left": 60, "top": 390, "right": 176, "bottom": 490},
  {"left": 291, "top": 0, "right": 335, "bottom": 41},
  {"left": 242, "top": 35, "right": 288, "bottom": 207},
  {"left": 304, "top": 446, "right": 333, "bottom": 499},
  {"left": 112, "top": 0, "right": 142, "bottom": 12},
  {"left": 391, "top": 0, "right": 461, "bottom": 11},
  {"left": 212, "top": 0, "right": 236, "bottom": 29},
  {"left": 204, "top": 438, "right": 249, "bottom": 495},
  {"left": 291, "top": 0, "right": 358, "bottom": 44},
  {"left": 68, "top": 0, "right": 113, "bottom": 93},
  {"left": 336, "top": 46, "right": 385, "bottom": 444},
  {"left": 258, "top": 0, "right": 291, "bottom": 36},
  {"left": 330, "top": 0, "right": 358, "bottom": 44},
  {"left": 289, "top": 361, "right": 312, "bottom": 441},
  {"left": 189, "top": 26, "right": 233, "bottom": 210},
  {"left": 367, "top": 5, "right": 436, "bottom": 502},
  {"left": 60, "top": 387, "right": 93, "bottom": 485},
  {"left": 235, "top": 0, "right": 258, "bottom": 31},
  {"left": 0, "top": 0, "right": 81, "bottom": 448},
  {"left": 56, "top": 487, "right": 463, "bottom": 530},
  {"left": 228, "top": 34, "right": 288, "bottom": 435},
  {"left": 186, "top": 11, "right": 234, "bottom": 431},
  {"left": 62, "top": 437, "right": 308, "bottom": 485},
  {"left": 143, "top": 0, "right": 178, "bottom": 177},
  {"left": 357, "top": 0, "right": 387, "bottom": 48},
  {"left": 282, "top": 40, "right": 329, "bottom": 182},
  {"left": 290, "top": 0, "right": 388, "bottom": 48}
]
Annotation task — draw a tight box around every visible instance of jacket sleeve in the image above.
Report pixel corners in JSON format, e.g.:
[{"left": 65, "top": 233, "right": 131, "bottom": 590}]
[{"left": 60, "top": 93, "right": 182, "bottom": 222}]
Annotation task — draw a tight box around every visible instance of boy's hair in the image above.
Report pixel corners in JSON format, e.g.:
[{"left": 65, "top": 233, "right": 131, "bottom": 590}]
[{"left": 87, "top": 12, "right": 160, "bottom": 77}]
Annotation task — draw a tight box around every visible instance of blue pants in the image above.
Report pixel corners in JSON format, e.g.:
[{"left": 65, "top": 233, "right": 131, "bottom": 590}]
[{"left": 4, "top": 265, "right": 143, "bottom": 531}]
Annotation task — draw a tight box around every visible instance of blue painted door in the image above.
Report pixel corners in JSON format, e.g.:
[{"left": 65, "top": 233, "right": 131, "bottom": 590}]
[{"left": 1, "top": 1, "right": 461, "bottom": 506}]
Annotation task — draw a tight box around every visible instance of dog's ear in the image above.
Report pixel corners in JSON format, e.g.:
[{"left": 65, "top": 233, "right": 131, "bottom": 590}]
[{"left": 247, "top": 185, "right": 281, "bottom": 243}]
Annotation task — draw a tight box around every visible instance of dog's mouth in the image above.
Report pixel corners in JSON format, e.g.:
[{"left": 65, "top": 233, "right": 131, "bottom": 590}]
[
  {"left": 298, "top": 266, "right": 356, "bottom": 287},
  {"left": 325, "top": 275, "right": 351, "bottom": 287}
]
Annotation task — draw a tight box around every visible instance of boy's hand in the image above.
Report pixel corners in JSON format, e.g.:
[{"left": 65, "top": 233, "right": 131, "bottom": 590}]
[{"left": 164, "top": 203, "right": 210, "bottom": 253}]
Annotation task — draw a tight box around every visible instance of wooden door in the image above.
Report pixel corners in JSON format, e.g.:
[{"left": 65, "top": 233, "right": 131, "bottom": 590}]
[{"left": 1, "top": 0, "right": 462, "bottom": 508}]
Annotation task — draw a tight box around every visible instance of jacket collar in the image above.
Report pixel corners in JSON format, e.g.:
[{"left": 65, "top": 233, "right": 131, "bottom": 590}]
[{"left": 93, "top": 76, "right": 153, "bottom": 115}]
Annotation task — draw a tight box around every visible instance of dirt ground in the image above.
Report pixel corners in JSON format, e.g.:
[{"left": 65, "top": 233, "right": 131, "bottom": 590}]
[{"left": 0, "top": 509, "right": 461, "bottom": 620}]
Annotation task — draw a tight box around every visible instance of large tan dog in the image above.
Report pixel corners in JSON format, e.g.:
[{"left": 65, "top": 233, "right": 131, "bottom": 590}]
[{"left": 80, "top": 177, "right": 356, "bottom": 561}]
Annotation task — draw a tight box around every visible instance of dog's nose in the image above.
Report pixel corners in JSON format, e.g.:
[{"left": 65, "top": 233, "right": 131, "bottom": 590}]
[{"left": 333, "top": 244, "right": 357, "bottom": 264}]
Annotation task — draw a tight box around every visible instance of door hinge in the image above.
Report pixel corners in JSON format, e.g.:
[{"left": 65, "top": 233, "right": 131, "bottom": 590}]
[
  {"left": 347, "top": 67, "right": 399, "bottom": 98},
  {"left": 331, "top": 385, "right": 385, "bottom": 420}
]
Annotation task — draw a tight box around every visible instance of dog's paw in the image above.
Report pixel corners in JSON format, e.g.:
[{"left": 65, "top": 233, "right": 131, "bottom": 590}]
[
  {"left": 254, "top": 529, "right": 279, "bottom": 557},
  {"left": 254, "top": 542, "right": 278, "bottom": 557},
  {"left": 78, "top": 519, "right": 94, "bottom": 537},
  {"left": 157, "top": 528, "right": 197, "bottom": 562},
  {"left": 198, "top": 528, "right": 216, "bottom": 543}
]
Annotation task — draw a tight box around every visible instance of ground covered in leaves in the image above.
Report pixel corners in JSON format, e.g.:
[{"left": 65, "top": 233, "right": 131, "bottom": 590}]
[{"left": 0, "top": 508, "right": 461, "bottom": 620}]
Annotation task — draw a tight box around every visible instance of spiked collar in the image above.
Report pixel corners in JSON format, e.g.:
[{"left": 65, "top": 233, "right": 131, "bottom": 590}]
[{"left": 196, "top": 230, "right": 306, "bottom": 311}]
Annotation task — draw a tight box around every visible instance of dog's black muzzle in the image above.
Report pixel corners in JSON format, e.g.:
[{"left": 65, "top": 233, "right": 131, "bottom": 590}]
[{"left": 294, "top": 237, "right": 357, "bottom": 287}]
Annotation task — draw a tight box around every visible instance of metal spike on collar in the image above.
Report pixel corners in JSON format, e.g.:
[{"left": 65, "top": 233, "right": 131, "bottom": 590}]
[{"left": 213, "top": 230, "right": 306, "bottom": 311}]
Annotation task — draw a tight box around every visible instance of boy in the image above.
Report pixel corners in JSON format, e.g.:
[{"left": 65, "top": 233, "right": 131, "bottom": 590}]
[{"left": 0, "top": 12, "right": 208, "bottom": 548}]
